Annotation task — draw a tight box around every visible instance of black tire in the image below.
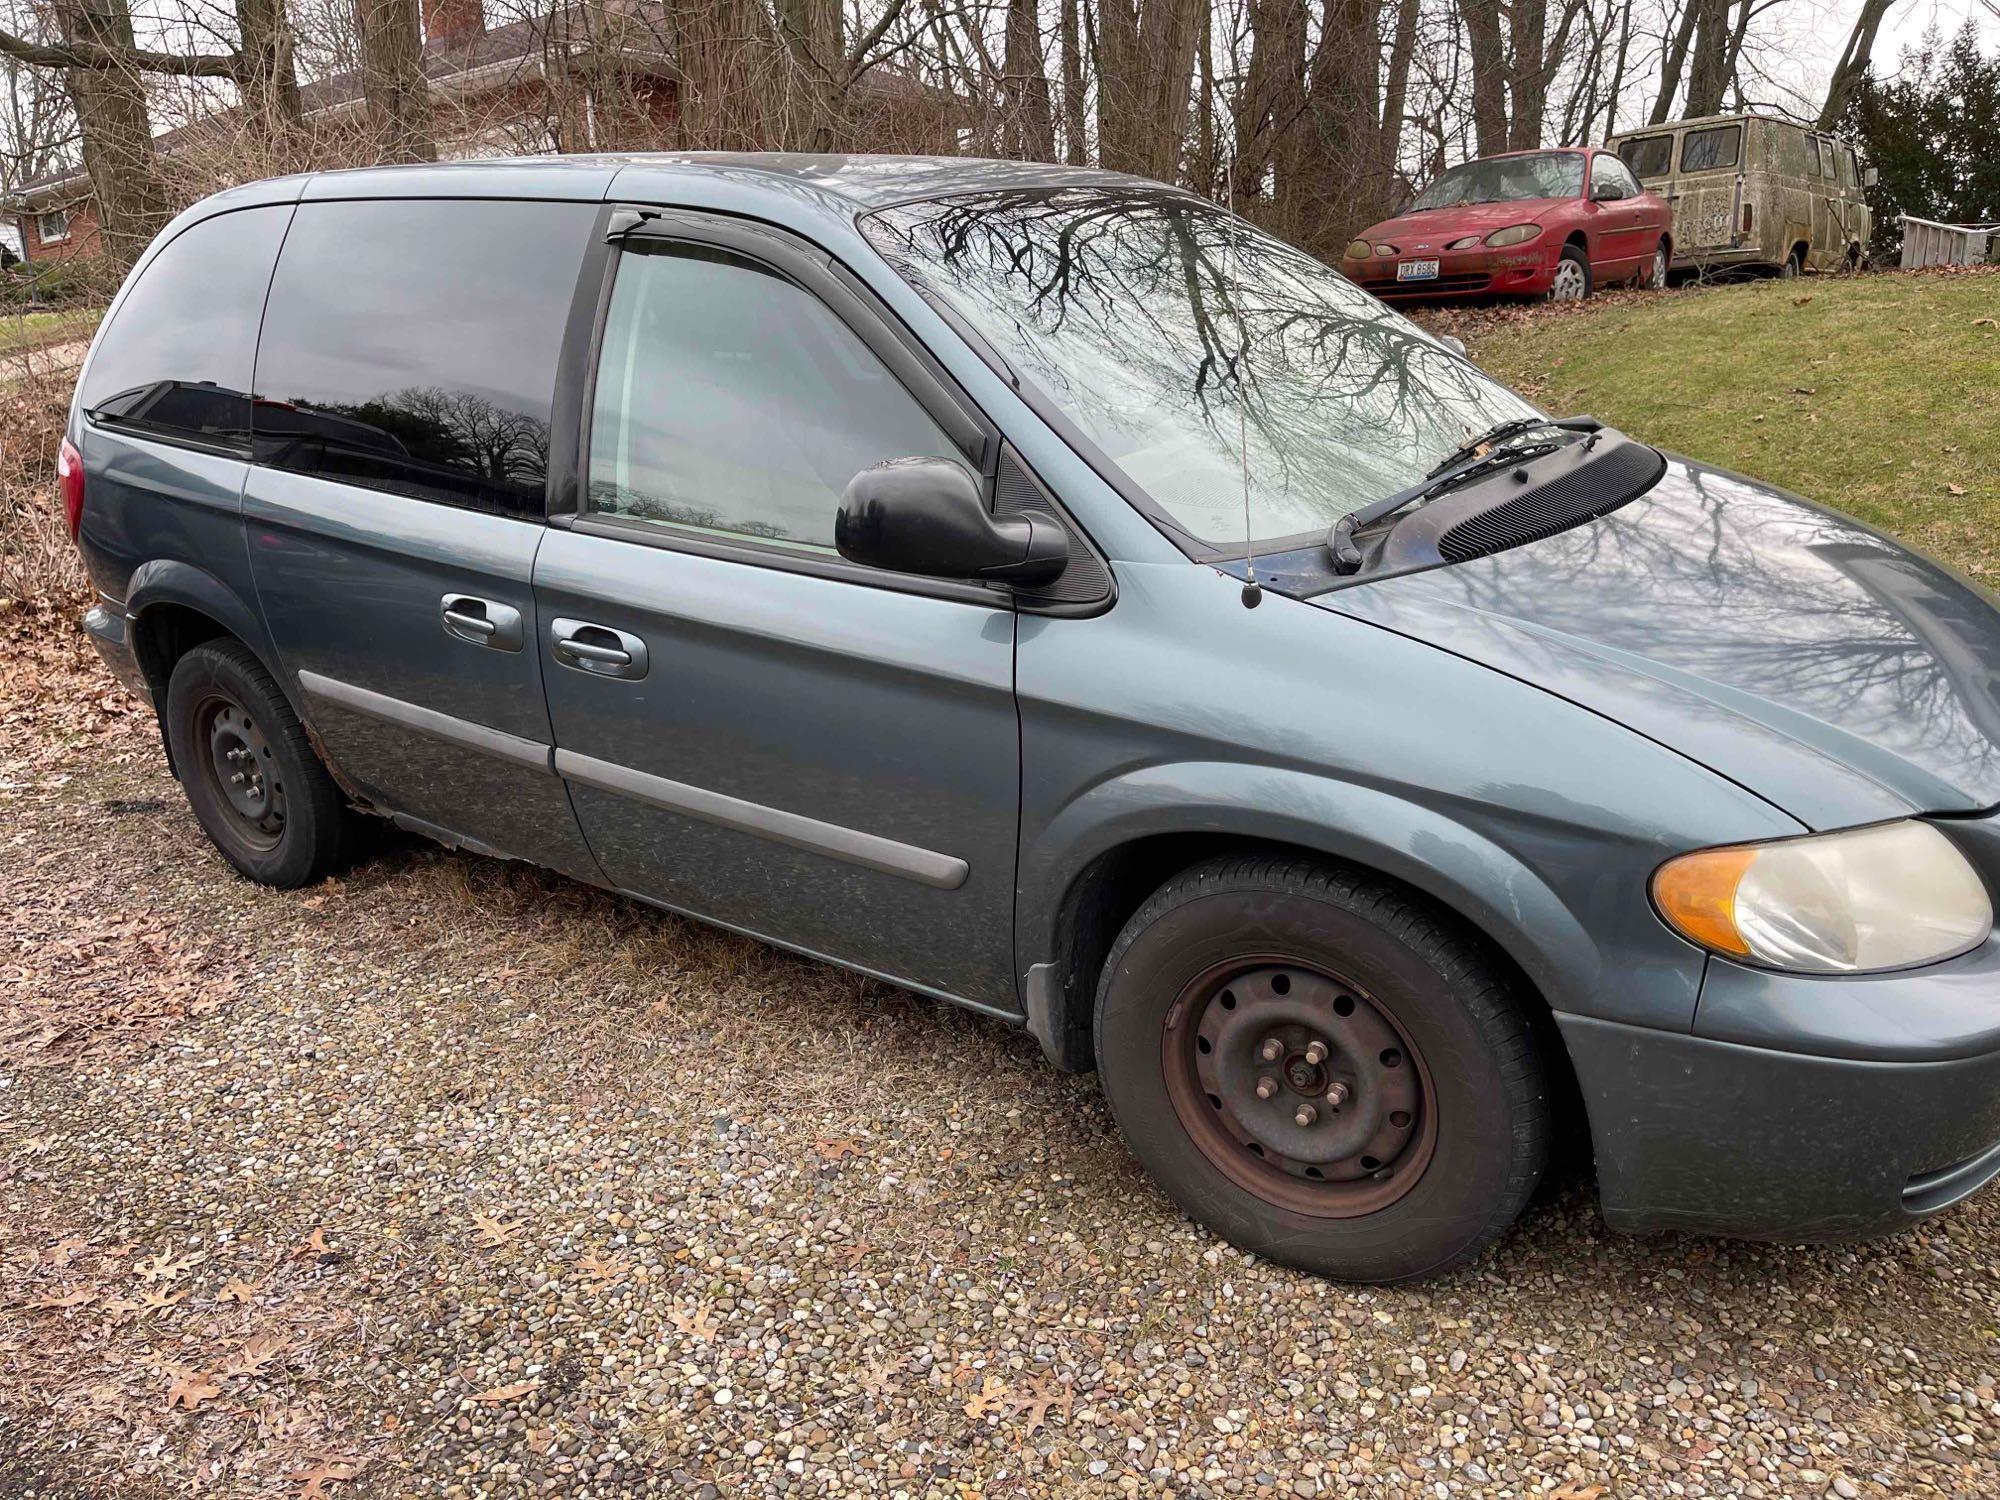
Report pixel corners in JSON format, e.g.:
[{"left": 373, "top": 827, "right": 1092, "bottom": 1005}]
[
  {"left": 1093, "top": 856, "right": 1549, "bottom": 1282},
  {"left": 1546, "top": 243, "right": 1592, "bottom": 302},
  {"left": 165, "top": 640, "right": 355, "bottom": 888}
]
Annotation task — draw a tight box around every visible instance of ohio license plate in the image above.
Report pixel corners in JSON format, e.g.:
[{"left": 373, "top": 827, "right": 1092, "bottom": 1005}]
[{"left": 1398, "top": 259, "right": 1440, "bottom": 281}]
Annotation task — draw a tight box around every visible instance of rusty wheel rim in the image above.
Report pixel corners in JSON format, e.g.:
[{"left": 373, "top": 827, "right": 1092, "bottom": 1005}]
[{"left": 1161, "top": 957, "right": 1437, "bottom": 1218}]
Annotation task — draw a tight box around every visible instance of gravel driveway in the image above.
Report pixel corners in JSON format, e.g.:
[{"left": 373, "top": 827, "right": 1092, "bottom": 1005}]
[{"left": 3, "top": 623, "right": 1997, "bottom": 1499}]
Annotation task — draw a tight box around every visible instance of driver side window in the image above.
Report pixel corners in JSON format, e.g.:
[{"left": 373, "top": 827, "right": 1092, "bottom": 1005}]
[
  {"left": 586, "top": 242, "right": 962, "bottom": 554},
  {"left": 1590, "top": 155, "right": 1639, "bottom": 200}
]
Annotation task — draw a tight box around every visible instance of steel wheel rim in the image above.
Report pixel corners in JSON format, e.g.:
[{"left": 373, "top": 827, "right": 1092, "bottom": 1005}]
[
  {"left": 197, "top": 693, "right": 286, "bottom": 851},
  {"left": 1550, "top": 260, "right": 1585, "bottom": 301},
  {"left": 1161, "top": 957, "right": 1438, "bottom": 1218}
]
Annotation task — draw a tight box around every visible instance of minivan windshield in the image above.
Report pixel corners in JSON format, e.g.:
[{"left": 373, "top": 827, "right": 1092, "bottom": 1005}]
[
  {"left": 862, "top": 188, "right": 1538, "bottom": 547},
  {"left": 1408, "top": 153, "right": 1585, "bottom": 210}
]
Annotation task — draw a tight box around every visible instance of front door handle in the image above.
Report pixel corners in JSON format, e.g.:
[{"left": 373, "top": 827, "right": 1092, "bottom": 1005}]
[
  {"left": 551, "top": 617, "right": 649, "bottom": 680},
  {"left": 441, "top": 594, "right": 523, "bottom": 652}
]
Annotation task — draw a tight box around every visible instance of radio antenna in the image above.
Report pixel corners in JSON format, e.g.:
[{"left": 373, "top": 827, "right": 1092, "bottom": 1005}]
[{"left": 1225, "top": 153, "right": 1262, "bottom": 609}]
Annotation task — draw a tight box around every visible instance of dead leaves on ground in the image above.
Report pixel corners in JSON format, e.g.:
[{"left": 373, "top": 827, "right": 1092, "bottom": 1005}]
[
  {"left": 958, "top": 1368, "right": 1077, "bottom": 1436},
  {"left": 471, "top": 1378, "right": 542, "bottom": 1404},
  {"left": 470, "top": 1212, "right": 524, "bottom": 1250}
]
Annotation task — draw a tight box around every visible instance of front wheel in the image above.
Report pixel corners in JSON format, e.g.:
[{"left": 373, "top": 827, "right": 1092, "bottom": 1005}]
[
  {"left": 1094, "top": 857, "right": 1550, "bottom": 1282},
  {"left": 1546, "top": 244, "right": 1591, "bottom": 302}
]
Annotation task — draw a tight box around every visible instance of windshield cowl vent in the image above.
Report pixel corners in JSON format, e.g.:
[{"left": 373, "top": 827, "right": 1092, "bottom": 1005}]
[{"left": 1378, "top": 433, "right": 1666, "bottom": 574}]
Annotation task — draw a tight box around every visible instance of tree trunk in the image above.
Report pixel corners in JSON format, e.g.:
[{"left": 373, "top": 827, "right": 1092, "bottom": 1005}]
[
  {"left": 1819, "top": 0, "right": 1895, "bottom": 128},
  {"left": 1455, "top": 0, "right": 1509, "bottom": 157},
  {"left": 1298, "top": 0, "right": 1380, "bottom": 257},
  {"left": 235, "top": 0, "right": 303, "bottom": 136},
  {"left": 55, "top": 0, "right": 166, "bottom": 267},
  {"left": 1001, "top": 0, "right": 1055, "bottom": 160},
  {"left": 1376, "top": 0, "right": 1419, "bottom": 206},
  {"left": 1059, "top": 0, "right": 1087, "bottom": 163},
  {"left": 1097, "top": 0, "right": 1202, "bottom": 180},
  {"left": 355, "top": 0, "right": 434, "bottom": 162},
  {"left": 1649, "top": 0, "right": 1698, "bottom": 123},
  {"left": 1682, "top": 0, "right": 1733, "bottom": 118}
]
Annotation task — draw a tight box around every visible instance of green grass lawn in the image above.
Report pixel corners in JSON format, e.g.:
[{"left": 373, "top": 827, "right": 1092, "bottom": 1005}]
[
  {"left": 0, "top": 306, "right": 101, "bottom": 359},
  {"left": 1463, "top": 272, "right": 2000, "bottom": 580}
]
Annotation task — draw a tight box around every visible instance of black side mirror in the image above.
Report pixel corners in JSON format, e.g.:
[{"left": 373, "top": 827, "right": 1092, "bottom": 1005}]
[
  {"left": 836, "top": 457, "right": 1068, "bottom": 587},
  {"left": 1590, "top": 181, "right": 1622, "bottom": 202}
]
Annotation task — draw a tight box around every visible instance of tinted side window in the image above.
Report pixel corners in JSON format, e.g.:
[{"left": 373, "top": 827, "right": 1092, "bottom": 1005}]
[
  {"left": 1617, "top": 135, "right": 1673, "bottom": 179},
  {"left": 254, "top": 198, "right": 594, "bottom": 517},
  {"left": 1839, "top": 146, "right": 1859, "bottom": 188},
  {"left": 1681, "top": 125, "right": 1741, "bottom": 172},
  {"left": 1806, "top": 136, "right": 1824, "bottom": 176},
  {"left": 80, "top": 206, "right": 291, "bottom": 453},
  {"left": 586, "top": 243, "right": 961, "bottom": 553}
]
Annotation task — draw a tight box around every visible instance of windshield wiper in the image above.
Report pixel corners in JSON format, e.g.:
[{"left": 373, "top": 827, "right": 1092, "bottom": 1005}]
[
  {"left": 1425, "top": 414, "right": 1599, "bottom": 479},
  {"left": 1326, "top": 417, "right": 1601, "bottom": 574}
]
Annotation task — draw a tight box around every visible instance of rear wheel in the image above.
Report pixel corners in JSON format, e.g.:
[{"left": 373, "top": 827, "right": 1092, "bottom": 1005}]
[
  {"left": 1779, "top": 248, "right": 1803, "bottom": 280},
  {"left": 166, "top": 641, "right": 356, "bottom": 888},
  {"left": 1546, "top": 245, "right": 1591, "bottom": 302},
  {"left": 1645, "top": 240, "right": 1670, "bottom": 289},
  {"left": 1094, "top": 856, "right": 1550, "bottom": 1282}
]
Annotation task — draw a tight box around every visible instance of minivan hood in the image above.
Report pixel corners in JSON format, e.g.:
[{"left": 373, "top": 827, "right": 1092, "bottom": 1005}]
[{"left": 1315, "top": 457, "right": 2000, "bottom": 828}]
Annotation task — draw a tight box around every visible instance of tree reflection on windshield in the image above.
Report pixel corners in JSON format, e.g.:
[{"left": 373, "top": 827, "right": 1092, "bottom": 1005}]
[{"left": 862, "top": 187, "right": 1535, "bottom": 547}]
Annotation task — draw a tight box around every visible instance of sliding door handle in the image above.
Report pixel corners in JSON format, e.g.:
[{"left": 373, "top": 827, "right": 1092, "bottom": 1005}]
[
  {"left": 551, "top": 617, "right": 649, "bottom": 680},
  {"left": 441, "top": 594, "right": 523, "bottom": 651}
]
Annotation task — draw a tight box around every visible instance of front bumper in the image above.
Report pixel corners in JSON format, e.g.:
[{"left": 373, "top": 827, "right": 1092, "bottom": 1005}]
[
  {"left": 1563, "top": 988, "right": 2000, "bottom": 1240},
  {"left": 82, "top": 600, "right": 151, "bottom": 705},
  {"left": 1342, "top": 243, "right": 1558, "bottom": 301}
]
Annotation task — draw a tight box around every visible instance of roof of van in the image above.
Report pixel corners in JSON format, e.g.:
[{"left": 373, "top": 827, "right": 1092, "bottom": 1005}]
[
  {"left": 1608, "top": 112, "right": 1860, "bottom": 143},
  {"left": 278, "top": 153, "right": 1176, "bottom": 213}
]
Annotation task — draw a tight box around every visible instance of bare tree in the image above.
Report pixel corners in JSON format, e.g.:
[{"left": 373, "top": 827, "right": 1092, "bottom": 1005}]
[{"left": 355, "top": 0, "right": 432, "bottom": 161}]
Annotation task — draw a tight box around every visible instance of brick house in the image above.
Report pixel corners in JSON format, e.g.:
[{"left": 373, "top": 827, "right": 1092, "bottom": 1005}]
[{"left": 8, "top": 0, "right": 962, "bottom": 267}]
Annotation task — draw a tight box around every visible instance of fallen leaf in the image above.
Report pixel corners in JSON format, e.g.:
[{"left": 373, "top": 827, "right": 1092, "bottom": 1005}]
[
  {"left": 217, "top": 1277, "right": 262, "bottom": 1304},
  {"left": 576, "top": 1250, "right": 625, "bottom": 1286},
  {"left": 137, "top": 1249, "right": 206, "bottom": 1283},
  {"left": 27, "top": 1286, "right": 98, "bottom": 1309},
  {"left": 812, "top": 1137, "right": 864, "bottom": 1161},
  {"left": 471, "top": 1213, "right": 523, "bottom": 1249},
  {"left": 964, "top": 1374, "right": 1011, "bottom": 1419},
  {"left": 292, "top": 1227, "right": 333, "bottom": 1260},
  {"left": 472, "top": 1379, "right": 541, "bottom": 1403},
  {"left": 1007, "top": 1372, "right": 1075, "bottom": 1433},
  {"left": 1975, "top": 316, "right": 1996, "bottom": 327},
  {"left": 164, "top": 1367, "right": 222, "bottom": 1411},
  {"left": 1946, "top": 483, "right": 1968, "bottom": 496},
  {"left": 223, "top": 1330, "right": 287, "bottom": 1379},
  {"left": 1551, "top": 1485, "right": 1609, "bottom": 1500},
  {"left": 526, "top": 1426, "right": 553, "bottom": 1454},
  {"left": 139, "top": 1286, "right": 186, "bottom": 1311},
  {"left": 669, "top": 1304, "right": 720, "bottom": 1341},
  {"left": 289, "top": 1459, "right": 363, "bottom": 1499}
]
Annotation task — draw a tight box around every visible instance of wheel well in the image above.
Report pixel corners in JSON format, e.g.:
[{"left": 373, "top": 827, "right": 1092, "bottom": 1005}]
[
  {"left": 131, "top": 602, "right": 232, "bottom": 705},
  {"left": 1044, "top": 832, "right": 1590, "bottom": 1172},
  {"left": 1790, "top": 240, "right": 1809, "bottom": 266},
  {"left": 1564, "top": 231, "right": 1587, "bottom": 252}
]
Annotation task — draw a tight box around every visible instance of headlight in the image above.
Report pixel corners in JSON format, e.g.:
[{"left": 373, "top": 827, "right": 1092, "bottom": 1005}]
[
  {"left": 1483, "top": 223, "right": 1544, "bottom": 247},
  {"left": 1344, "top": 239, "right": 1371, "bottom": 260},
  {"left": 1446, "top": 235, "right": 1483, "bottom": 250},
  {"left": 1652, "top": 821, "right": 1991, "bottom": 974}
]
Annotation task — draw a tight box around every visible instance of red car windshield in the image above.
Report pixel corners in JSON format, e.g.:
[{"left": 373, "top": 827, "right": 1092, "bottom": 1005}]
[{"left": 1409, "top": 153, "right": 1584, "bottom": 211}]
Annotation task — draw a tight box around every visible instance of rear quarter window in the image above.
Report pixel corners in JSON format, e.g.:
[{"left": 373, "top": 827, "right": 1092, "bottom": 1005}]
[
  {"left": 252, "top": 198, "right": 596, "bottom": 518},
  {"left": 1617, "top": 134, "right": 1673, "bottom": 180},
  {"left": 79, "top": 206, "right": 292, "bottom": 453},
  {"left": 1681, "top": 125, "right": 1741, "bottom": 172}
]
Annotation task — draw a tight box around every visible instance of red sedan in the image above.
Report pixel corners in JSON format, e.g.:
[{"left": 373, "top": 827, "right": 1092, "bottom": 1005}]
[{"left": 1340, "top": 147, "right": 1672, "bottom": 302}]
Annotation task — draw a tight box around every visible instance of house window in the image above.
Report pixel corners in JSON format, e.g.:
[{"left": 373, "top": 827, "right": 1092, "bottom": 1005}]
[{"left": 36, "top": 208, "right": 69, "bottom": 243}]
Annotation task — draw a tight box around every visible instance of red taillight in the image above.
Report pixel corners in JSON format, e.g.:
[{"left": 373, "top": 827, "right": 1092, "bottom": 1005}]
[
  {"left": 1741, "top": 203, "right": 1753, "bottom": 234},
  {"left": 56, "top": 435, "right": 84, "bottom": 541}
]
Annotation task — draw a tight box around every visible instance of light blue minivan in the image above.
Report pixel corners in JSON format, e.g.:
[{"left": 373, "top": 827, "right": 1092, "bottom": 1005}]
[{"left": 64, "top": 154, "right": 2000, "bottom": 1281}]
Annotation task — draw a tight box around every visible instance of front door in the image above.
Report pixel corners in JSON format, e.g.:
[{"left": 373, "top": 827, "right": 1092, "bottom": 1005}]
[
  {"left": 244, "top": 195, "right": 603, "bottom": 878},
  {"left": 1586, "top": 153, "right": 1650, "bottom": 277},
  {"left": 535, "top": 217, "right": 1022, "bottom": 1007}
]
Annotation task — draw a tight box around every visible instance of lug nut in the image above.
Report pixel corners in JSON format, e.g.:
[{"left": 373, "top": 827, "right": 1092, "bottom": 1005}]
[
  {"left": 1325, "top": 1080, "right": 1351, "bottom": 1108},
  {"left": 1303, "top": 1040, "right": 1328, "bottom": 1065},
  {"left": 1255, "top": 1076, "right": 1279, "bottom": 1100},
  {"left": 230, "top": 772, "right": 247, "bottom": 785},
  {"left": 1293, "top": 1103, "right": 1317, "bottom": 1128},
  {"left": 1258, "top": 1037, "right": 1284, "bottom": 1063}
]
